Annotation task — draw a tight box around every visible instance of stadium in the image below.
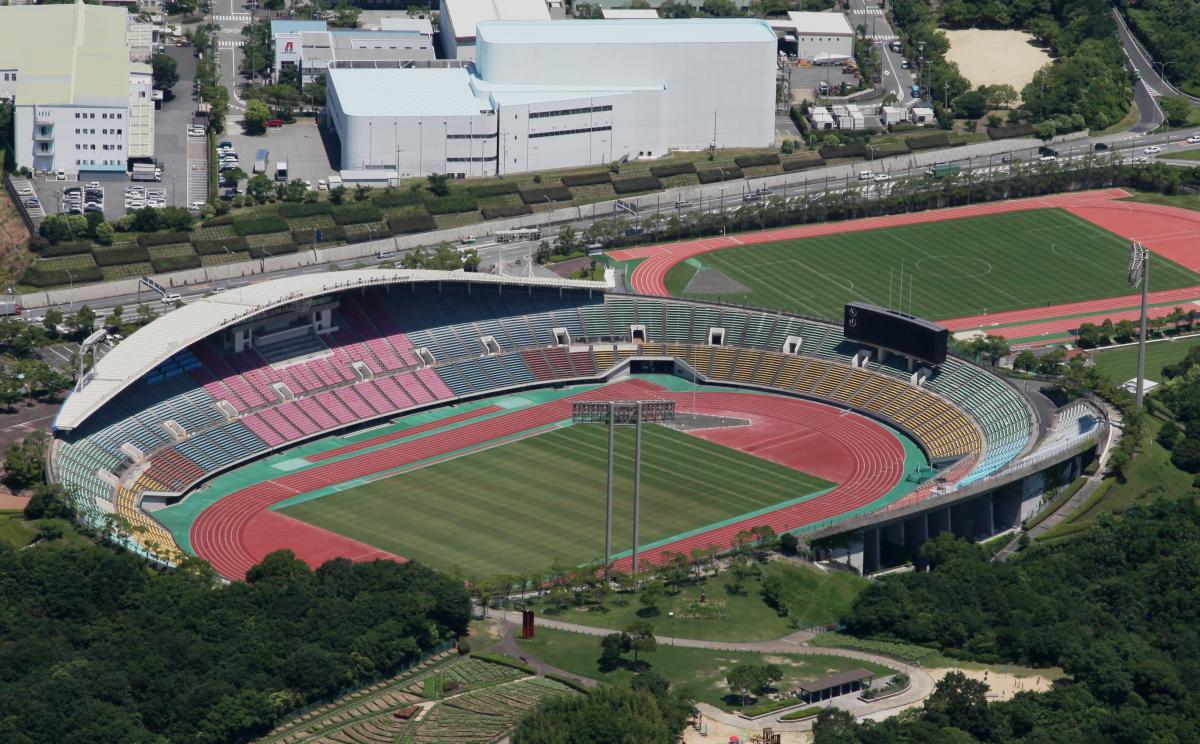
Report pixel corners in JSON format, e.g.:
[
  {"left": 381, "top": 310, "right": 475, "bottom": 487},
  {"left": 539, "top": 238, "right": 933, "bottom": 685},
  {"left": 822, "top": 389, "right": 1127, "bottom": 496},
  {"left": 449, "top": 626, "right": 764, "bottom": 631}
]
[{"left": 48, "top": 254, "right": 1107, "bottom": 580}]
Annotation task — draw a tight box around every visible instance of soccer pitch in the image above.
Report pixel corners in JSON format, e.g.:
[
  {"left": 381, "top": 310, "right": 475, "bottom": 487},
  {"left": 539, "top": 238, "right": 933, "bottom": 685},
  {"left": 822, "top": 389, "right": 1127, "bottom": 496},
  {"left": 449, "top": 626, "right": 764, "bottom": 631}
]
[
  {"left": 280, "top": 423, "right": 833, "bottom": 577},
  {"left": 663, "top": 209, "right": 1200, "bottom": 321}
]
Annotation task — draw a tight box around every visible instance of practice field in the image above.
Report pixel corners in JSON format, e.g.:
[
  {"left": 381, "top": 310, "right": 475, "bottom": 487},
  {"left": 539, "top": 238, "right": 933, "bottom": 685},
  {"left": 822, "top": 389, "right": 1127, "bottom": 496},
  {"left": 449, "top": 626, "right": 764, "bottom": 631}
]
[
  {"left": 1090, "top": 335, "right": 1200, "bottom": 383},
  {"left": 662, "top": 209, "right": 1200, "bottom": 321},
  {"left": 280, "top": 422, "right": 833, "bottom": 577}
]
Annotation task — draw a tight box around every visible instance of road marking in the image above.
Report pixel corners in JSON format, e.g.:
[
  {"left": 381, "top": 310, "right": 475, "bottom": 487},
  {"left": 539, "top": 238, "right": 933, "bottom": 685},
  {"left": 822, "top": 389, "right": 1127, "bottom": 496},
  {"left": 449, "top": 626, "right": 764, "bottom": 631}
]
[
  {"left": 212, "top": 13, "right": 251, "bottom": 21},
  {"left": 218, "top": 39, "right": 245, "bottom": 48},
  {"left": 0, "top": 413, "right": 55, "bottom": 432}
]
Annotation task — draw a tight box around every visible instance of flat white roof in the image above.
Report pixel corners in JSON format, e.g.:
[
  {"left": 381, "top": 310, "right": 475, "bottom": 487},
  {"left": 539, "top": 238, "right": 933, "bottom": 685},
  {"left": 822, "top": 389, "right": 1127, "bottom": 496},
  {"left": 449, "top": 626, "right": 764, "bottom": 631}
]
[
  {"left": 443, "top": 0, "right": 549, "bottom": 41},
  {"left": 601, "top": 8, "right": 659, "bottom": 18},
  {"left": 476, "top": 18, "right": 777, "bottom": 45},
  {"left": 379, "top": 17, "right": 434, "bottom": 34},
  {"left": 785, "top": 11, "right": 853, "bottom": 36},
  {"left": 328, "top": 66, "right": 490, "bottom": 117},
  {"left": 55, "top": 270, "right": 604, "bottom": 431}
]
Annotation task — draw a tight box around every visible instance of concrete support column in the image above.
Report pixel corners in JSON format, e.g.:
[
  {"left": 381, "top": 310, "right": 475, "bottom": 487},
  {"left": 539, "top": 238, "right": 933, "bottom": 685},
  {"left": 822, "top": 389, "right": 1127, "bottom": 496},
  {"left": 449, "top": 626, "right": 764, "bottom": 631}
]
[
  {"left": 973, "top": 494, "right": 994, "bottom": 539},
  {"left": 905, "top": 513, "right": 928, "bottom": 567}
]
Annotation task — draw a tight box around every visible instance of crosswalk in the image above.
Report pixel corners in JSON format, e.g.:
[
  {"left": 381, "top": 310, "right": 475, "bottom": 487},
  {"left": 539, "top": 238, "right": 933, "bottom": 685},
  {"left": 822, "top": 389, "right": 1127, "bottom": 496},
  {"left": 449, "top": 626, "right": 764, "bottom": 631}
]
[
  {"left": 867, "top": 33, "right": 899, "bottom": 42},
  {"left": 850, "top": 7, "right": 885, "bottom": 14},
  {"left": 218, "top": 39, "right": 246, "bottom": 48},
  {"left": 212, "top": 13, "right": 251, "bottom": 22}
]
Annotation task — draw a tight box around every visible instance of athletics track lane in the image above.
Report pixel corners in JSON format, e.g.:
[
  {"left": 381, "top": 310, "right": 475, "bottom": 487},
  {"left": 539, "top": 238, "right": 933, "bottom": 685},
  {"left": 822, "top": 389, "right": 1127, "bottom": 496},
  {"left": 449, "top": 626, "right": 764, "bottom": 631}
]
[
  {"left": 1064, "top": 200, "right": 1200, "bottom": 273},
  {"left": 191, "top": 382, "right": 914, "bottom": 581},
  {"left": 613, "top": 189, "right": 1132, "bottom": 297}
]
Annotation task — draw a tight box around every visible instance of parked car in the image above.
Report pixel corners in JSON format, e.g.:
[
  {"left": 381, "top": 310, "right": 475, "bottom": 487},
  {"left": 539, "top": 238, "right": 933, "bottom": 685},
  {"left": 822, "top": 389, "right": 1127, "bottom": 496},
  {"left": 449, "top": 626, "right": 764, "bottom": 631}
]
[
  {"left": 317, "top": 179, "right": 328, "bottom": 190},
  {"left": 265, "top": 118, "right": 283, "bottom": 128},
  {"left": 873, "top": 173, "right": 892, "bottom": 182},
  {"left": 55, "top": 170, "right": 66, "bottom": 180}
]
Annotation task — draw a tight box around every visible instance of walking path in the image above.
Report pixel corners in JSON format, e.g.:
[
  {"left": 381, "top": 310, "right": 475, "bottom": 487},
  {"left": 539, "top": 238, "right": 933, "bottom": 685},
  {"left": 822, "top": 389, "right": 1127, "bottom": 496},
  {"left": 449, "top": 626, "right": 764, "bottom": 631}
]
[{"left": 489, "top": 608, "right": 936, "bottom": 727}]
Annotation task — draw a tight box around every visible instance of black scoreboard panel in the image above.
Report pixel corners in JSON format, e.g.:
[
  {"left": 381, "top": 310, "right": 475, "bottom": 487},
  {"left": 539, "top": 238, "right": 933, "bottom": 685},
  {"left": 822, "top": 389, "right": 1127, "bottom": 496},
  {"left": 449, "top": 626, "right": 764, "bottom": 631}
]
[{"left": 843, "top": 303, "right": 948, "bottom": 365}]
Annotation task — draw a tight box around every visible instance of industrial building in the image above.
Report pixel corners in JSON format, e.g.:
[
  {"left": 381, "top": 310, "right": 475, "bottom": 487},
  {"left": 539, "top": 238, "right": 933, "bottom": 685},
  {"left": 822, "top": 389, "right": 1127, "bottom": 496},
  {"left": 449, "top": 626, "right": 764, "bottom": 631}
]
[
  {"left": 770, "top": 11, "right": 854, "bottom": 62},
  {"left": 325, "top": 18, "right": 776, "bottom": 180},
  {"left": 271, "top": 19, "right": 435, "bottom": 84},
  {"left": 436, "top": 0, "right": 551, "bottom": 60},
  {"left": 0, "top": 2, "right": 154, "bottom": 174}
]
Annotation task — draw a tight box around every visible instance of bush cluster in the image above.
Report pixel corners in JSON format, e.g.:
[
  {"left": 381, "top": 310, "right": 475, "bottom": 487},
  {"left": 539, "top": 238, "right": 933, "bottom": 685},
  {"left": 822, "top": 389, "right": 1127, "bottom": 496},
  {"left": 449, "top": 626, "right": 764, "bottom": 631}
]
[
  {"left": 561, "top": 172, "right": 613, "bottom": 187},
  {"left": 649, "top": 162, "right": 697, "bottom": 178},
  {"left": 93, "top": 245, "right": 152, "bottom": 267},
  {"left": 519, "top": 186, "right": 574, "bottom": 204},
  {"left": 232, "top": 215, "right": 290, "bottom": 236},
  {"left": 481, "top": 204, "right": 534, "bottom": 220},
  {"left": 387, "top": 212, "right": 437, "bottom": 234},
  {"left": 612, "top": 175, "right": 663, "bottom": 194},
  {"left": 331, "top": 203, "right": 383, "bottom": 226}
]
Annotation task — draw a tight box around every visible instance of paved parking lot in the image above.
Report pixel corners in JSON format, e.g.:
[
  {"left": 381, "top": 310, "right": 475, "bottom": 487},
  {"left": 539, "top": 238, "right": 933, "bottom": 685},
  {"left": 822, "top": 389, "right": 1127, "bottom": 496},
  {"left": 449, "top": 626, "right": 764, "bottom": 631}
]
[
  {"left": 788, "top": 63, "right": 860, "bottom": 103},
  {"left": 222, "top": 117, "right": 336, "bottom": 187},
  {"left": 155, "top": 47, "right": 201, "bottom": 207}
]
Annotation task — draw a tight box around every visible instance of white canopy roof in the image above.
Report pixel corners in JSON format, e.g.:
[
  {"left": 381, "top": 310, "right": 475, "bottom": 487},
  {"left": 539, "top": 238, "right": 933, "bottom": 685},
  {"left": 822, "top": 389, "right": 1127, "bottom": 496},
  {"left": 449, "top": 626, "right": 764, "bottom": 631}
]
[{"left": 54, "top": 270, "right": 604, "bottom": 432}]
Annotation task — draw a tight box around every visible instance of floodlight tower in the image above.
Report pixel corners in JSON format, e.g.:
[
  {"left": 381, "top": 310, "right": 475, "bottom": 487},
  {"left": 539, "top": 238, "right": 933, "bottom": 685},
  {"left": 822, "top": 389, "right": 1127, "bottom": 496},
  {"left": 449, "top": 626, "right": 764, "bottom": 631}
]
[
  {"left": 1128, "top": 242, "right": 1149, "bottom": 409},
  {"left": 572, "top": 400, "right": 676, "bottom": 578}
]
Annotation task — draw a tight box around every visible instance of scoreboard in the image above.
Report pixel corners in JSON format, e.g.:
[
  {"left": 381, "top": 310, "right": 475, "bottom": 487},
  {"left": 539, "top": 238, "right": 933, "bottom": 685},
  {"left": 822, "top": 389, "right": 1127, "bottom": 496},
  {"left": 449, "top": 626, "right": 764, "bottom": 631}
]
[{"left": 843, "top": 302, "right": 948, "bottom": 365}]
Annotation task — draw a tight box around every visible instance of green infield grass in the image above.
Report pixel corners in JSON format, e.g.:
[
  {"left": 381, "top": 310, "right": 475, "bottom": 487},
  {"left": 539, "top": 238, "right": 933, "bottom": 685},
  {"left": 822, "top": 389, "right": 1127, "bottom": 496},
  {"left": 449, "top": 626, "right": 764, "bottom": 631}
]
[
  {"left": 662, "top": 209, "right": 1199, "bottom": 320},
  {"left": 1090, "top": 335, "right": 1200, "bottom": 383},
  {"left": 281, "top": 423, "right": 834, "bottom": 577}
]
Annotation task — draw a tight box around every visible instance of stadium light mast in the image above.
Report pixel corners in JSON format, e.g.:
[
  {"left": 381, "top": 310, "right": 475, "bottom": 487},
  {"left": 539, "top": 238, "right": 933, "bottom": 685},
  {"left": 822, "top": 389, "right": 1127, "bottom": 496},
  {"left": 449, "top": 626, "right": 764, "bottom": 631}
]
[
  {"left": 1128, "top": 242, "right": 1149, "bottom": 409},
  {"left": 572, "top": 400, "right": 676, "bottom": 579}
]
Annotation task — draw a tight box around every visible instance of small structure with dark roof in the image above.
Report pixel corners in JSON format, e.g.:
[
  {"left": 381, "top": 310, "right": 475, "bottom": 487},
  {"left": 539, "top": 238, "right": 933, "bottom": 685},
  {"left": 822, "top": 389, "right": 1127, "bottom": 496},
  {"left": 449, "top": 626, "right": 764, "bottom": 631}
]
[{"left": 796, "top": 668, "right": 874, "bottom": 704}]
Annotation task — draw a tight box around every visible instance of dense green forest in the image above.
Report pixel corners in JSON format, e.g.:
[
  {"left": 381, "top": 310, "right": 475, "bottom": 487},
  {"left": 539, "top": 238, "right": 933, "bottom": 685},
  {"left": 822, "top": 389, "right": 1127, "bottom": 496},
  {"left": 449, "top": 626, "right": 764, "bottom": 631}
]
[
  {"left": 892, "top": 0, "right": 1130, "bottom": 132},
  {"left": 0, "top": 546, "right": 470, "bottom": 743},
  {"left": 1116, "top": 0, "right": 1200, "bottom": 96},
  {"left": 825, "top": 496, "right": 1200, "bottom": 741}
]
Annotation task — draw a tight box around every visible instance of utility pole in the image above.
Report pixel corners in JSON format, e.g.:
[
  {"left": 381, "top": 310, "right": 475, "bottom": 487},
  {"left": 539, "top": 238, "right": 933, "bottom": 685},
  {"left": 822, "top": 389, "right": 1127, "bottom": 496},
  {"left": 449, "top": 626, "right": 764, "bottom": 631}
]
[{"left": 1129, "top": 242, "right": 1149, "bottom": 409}]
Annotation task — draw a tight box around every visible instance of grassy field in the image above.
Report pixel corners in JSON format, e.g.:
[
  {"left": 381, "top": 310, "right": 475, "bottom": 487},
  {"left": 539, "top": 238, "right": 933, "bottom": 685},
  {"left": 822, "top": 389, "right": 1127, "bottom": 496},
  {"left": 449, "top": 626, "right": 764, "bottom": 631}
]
[
  {"left": 1122, "top": 191, "right": 1200, "bottom": 212},
  {"left": 1090, "top": 335, "right": 1200, "bottom": 383},
  {"left": 527, "top": 560, "right": 867, "bottom": 642},
  {"left": 1161, "top": 149, "right": 1200, "bottom": 162},
  {"left": 282, "top": 423, "right": 833, "bottom": 577},
  {"left": 515, "top": 627, "right": 893, "bottom": 712},
  {"left": 662, "top": 209, "right": 1200, "bottom": 321}
]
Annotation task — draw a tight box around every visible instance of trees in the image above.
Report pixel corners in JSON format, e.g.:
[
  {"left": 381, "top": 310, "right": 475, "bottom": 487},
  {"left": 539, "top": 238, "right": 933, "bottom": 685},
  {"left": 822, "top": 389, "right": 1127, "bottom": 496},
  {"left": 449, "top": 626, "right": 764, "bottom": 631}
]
[
  {"left": 426, "top": 173, "right": 451, "bottom": 197},
  {"left": 4, "top": 433, "right": 45, "bottom": 490},
  {"left": 93, "top": 221, "right": 115, "bottom": 246},
  {"left": 284, "top": 178, "right": 309, "bottom": 202},
  {"left": 725, "top": 663, "right": 783, "bottom": 708},
  {"left": 513, "top": 683, "right": 683, "bottom": 744},
  {"left": 625, "top": 620, "right": 658, "bottom": 664},
  {"left": 23, "top": 482, "right": 72, "bottom": 520},
  {"left": 246, "top": 174, "right": 274, "bottom": 203},
  {"left": 151, "top": 53, "right": 179, "bottom": 92},
  {"left": 244, "top": 99, "right": 270, "bottom": 134}
]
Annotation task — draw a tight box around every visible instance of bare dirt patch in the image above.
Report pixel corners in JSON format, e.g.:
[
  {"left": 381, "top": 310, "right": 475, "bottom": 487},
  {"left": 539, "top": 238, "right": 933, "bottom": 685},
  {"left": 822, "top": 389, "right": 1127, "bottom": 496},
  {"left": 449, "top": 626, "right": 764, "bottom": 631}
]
[
  {"left": 0, "top": 193, "right": 33, "bottom": 283},
  {"left": 928, "top": 666, "right": 1054, "bottom": 702},
  {"left": 943, "top": 29, "right": 1052, "bottom": 93}
]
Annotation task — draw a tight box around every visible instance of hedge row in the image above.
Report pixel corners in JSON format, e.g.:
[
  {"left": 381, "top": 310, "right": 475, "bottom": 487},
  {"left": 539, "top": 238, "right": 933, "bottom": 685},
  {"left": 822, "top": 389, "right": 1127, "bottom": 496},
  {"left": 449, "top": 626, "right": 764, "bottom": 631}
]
[
  {"left": 466, "top": 181, "right": 520, "bottom": 198},
  {"left": 697, "top": 166, "right": 744, "bottom": 184},
  {"left": 425, "top": 193, "right": 478, "bottom": 215},
  {"left": 612, "top": 175, "right": 662, "bottom": 194},
  {"left": 277, "top": 202, "right": 333, "bottom": 218},
  {"left": 481, "top": 204, "right": 534, "bottom": 220},
  {"left": 519, "top": 186, "right": 573, "bottom": 204},
  {"left": 471, "top": 653, "right": 536, "bottom": 675},
  {"left": 233, "top": 215, "right": 290, "bottom": 236},
  {"left": 988, "top": 123, "right": 1036, "bottom": 140},
  {"left": 138, "top": 231, "right": 193, "bottom": 248},
  {"left": 649, "top": 162, "right": 697, "bottom": 178},
  {"left": 561, "top": 172, "right": 612, "bottom": 187},
  {"left": 734, "top": 153, "right": 780, "bottom": 168},
  {"left": 782, "top": 157, "right": 826, "bottom": 172},
  {"left": 23, "top": 265, "right": 103, "bottom": 287},
  {"left": 872, "top": 142, "right": 911, "bottom": 158},
  {"left": 387, "top": 212, "right": 437, "bottom": 235},
  {"left": 906, "top": 132, "right": 951, "bottom": 150},
  {"left": 248, "top": 242, "right": 299, "bottom": 260},
  {"left": 41, "top": 241, "right": 94, "bottom": 258},
  {"left": 93, "top": 245, "right": 151, "bottom": 267},
  {"left": 291, "top": 225, "right": 347, "bottom": 244},
  {"left": 818, "top": 142, "right": 867, "bottom": 159},
  {"left": 331, "top": 203, "right": 382, "bottom": 225},
  {"left": 373, "top": 189, "right": 426, "bottom": 208},
  {"left": 151, "top": 254, "right": 202, "bottom": 273},
  {"left": 194, "top": 237, "right": 250, "bottom": 255}
]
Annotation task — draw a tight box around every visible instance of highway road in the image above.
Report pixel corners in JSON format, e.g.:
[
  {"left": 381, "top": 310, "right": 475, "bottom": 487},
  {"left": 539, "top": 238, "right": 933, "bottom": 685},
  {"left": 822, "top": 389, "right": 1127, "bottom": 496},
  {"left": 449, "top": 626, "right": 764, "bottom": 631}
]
[
  {"left": 1111, "top": 7, "right": 1200, "bottom": 132},
  {"left": 845, "top": 0, "right": 916, "bottom": 104}
]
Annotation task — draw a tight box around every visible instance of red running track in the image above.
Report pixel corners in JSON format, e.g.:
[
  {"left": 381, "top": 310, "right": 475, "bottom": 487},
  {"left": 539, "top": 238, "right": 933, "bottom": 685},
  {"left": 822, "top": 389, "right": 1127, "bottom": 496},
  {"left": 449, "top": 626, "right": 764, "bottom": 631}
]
[
  {"left": 978, "top": 304, "right": 1183, "bottom": 345},
  {"left": 1065, "top": 201, "right": 1200, "bottom": 272},
  {"left": 615, "top": 189, "right": 1132, "bottom": 296},
  {"left": 940, "top": 285, "right": 1200, "bottom": 331},
  {"left": 191, "top": 379, "right": 667, "bottom": 580}
]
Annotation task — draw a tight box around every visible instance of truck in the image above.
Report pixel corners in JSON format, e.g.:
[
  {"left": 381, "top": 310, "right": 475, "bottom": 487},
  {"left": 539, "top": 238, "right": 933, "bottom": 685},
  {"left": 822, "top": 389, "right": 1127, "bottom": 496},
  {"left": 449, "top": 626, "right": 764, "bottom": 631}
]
[
  {"left": 890, "top": 39, "right": 902, "bottom": 53},
  {"left": 925, "top": 162, "right": 960, "bottom": 178},
  {"left": 0, "top": 301, "right": 21, "bottom": 317},
  {"left": 253, "top": 148, "right": 269, "bottom": 174},
  {"left": 131, "top": 162, "right": 161, "bottom": 182},
  {"left": 274, "top": 160, "right": 289, "bottom": 183}
]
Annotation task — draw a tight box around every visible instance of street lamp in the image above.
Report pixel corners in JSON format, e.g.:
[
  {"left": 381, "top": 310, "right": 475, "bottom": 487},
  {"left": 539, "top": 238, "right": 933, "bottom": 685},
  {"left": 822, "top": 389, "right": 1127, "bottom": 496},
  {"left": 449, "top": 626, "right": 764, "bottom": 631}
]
[{"left": 65, "top": 269, "right": 76, "bottom": 311}]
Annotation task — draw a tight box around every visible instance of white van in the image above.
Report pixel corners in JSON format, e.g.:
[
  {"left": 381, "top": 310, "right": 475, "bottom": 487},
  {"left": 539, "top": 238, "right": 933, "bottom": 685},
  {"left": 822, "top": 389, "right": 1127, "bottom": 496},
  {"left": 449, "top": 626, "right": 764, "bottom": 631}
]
[
  {"left": 160, "top": 293, "right": 182, "bottom": 305},
  {"left": 858, "top": 170, "right": 874, "bottom": 181}
]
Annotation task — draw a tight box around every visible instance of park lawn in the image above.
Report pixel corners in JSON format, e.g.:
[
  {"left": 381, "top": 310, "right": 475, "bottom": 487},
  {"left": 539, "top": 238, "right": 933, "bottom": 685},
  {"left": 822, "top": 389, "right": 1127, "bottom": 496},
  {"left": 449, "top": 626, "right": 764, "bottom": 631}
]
[
  {"left": 514, "top": 626, "right": 893, "bottom": 712},
  {"left": 0, "top": 511, "right": 37, "bottom": 548},
  {"left": 531, "top": 561, "right": 867, "bottom": 642},
  {"left": 1090, "top": 335, "right": 1200, "bottom": 383},
  {"left": 282, "top": 423, "right": 833, "bottom": 578},
  {"left": 662, "top": 209, "right": 1200, "bottom": 321}
]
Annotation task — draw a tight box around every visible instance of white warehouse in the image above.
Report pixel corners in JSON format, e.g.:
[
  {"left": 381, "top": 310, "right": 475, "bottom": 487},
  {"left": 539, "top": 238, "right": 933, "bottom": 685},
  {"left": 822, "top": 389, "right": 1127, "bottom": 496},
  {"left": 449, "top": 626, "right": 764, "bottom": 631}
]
[{"left": 325, "top": 19, "right": 776, "bottom": 180}]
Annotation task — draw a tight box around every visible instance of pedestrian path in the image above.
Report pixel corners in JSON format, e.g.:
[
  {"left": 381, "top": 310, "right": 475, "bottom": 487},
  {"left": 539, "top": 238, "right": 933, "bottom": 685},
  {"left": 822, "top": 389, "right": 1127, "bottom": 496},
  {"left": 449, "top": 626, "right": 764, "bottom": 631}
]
[{"left": 218, "top": 39, "right": 246, "bottom": 48}]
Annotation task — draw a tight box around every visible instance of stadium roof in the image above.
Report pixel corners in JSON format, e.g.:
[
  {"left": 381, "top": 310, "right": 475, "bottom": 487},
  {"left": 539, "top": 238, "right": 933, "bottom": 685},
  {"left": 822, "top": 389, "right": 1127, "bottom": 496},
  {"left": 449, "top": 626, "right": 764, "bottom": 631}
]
[
  {"left": 54, "top": 270, "right": 605, "bottom": 432},
  {"left": 443, "top": 0, "right": 550, "bottom": 41},
  {"left": 0, "top": 3, "right": 134, "bottom": 106},
  {"left": 476, "top": 18, "right": 777, "bottom": 45}
]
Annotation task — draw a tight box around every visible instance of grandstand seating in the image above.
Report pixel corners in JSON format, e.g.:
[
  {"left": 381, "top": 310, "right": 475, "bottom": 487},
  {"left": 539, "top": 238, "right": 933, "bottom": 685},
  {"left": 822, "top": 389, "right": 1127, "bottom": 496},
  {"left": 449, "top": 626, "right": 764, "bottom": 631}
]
[{"left": 53, "top": 281, "right": 1035, "bottom": 565}]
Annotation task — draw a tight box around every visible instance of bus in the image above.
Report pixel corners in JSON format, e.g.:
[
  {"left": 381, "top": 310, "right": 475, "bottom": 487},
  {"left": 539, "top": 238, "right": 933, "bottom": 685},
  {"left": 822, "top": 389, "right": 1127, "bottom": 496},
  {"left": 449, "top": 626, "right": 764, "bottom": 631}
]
[{"left": 495, "top": 228, "right": 542, "bottom": 243}]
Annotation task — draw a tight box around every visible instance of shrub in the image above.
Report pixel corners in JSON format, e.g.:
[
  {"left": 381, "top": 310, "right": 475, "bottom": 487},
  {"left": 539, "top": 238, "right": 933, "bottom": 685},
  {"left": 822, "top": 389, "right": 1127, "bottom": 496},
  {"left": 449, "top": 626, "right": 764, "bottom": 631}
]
[
  {"left": 151, "top": 253, "right": 202, "bottom": 273},
  {"left": 457, "top": 640, "right": 471, "bottom": 655},
  {"left": 696, "top": 166, "right": 744, "bottom": 184},
  {"left": 373, "top": 189, "right": 426, "bottom": 208},
  {"left": 782, "top": 157, "right": 826, "bottom": 172},
  {"left": 871, "top": 142, "right": 911, "bottom": 158},
  {"left": 193, "top": 237, "right": 250, "bottom": 255},
  {"left": 21, "top": 264, "right": 102, "bottom": 287},
  {"left": 92, "top": 245, "right": 152, "bottom": 266},
  {"left": 41, "top": 241, "right": 94, "bottom": 258},
  {"left": 291, "top": 225, "right": 346, "bottom": 245},
  {"left": 232, "top": 215, "right": 290, "bottom": 236},
  {"left": 612, "top": 175, "right": 662, "bottom": 194},
  {"left": 561, "top": 171, "right": 612, "bottom": 187},
  {"left": 425, "top": 193, "right": 478, "bottom": 215},
  {"left": 331, "top": 203, "right": 383, "bottom": 225},
  {"left": 987, "top": 123, "right": 1036, "bottom": 140},
  {"left": 818, "top": 142, "right": 867, "bottom": 159},
  {"left": 905, "top": 132, "right": 951, "bottom": 150},
  {"left": 203, "top": 214, "right": 236, "bottom": 226},
  {"left": 387, "top": 212, "right": 437, "bottom": 235},
  {"left": 277, "top": 202, "right": 332, "bottom": 218},
  {"left": 481, "top": 204, "right": 534, "bottom": 220},
  {"left": 649, "top": 162, "right": 697, "bottom": 178},
  {"left": 465, "top": 181, "right": 520, "bottom": 198},
  {"left": 138, "top": 231, "right": 193, "bottom": 248},
  {"left": 519, "top": 186, "right": 573, "bottom": 204},
  {"left": 248, "top": 243, "right": 299, "bottom": 259},
  {"left": 734, "top": 153, "right": 780, "bottom": 168}
]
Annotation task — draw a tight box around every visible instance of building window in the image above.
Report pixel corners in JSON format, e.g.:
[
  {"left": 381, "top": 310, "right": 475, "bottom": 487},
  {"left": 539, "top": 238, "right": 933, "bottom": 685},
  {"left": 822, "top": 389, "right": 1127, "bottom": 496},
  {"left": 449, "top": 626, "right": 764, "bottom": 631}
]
[
  {"left": 528, "top": 125, "right": 612, "bottom": 139},
  {"left": 529, "top": 104, "right": 613, "bottom": 119}
]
